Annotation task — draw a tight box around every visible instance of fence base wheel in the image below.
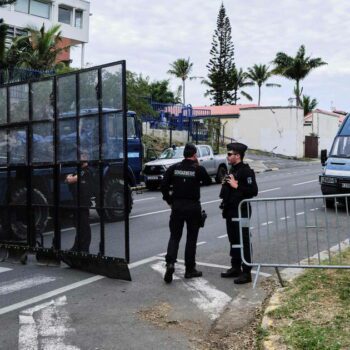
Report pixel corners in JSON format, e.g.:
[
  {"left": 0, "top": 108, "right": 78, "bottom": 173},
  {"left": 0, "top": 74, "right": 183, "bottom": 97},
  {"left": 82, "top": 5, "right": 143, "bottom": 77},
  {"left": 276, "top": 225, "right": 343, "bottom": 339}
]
[
  {"left": 36, "top": 250, "right": 60, "bottom": 266},
  {"left": 6, "top": 247, "right": 28, "bottom": 264},
  {"left": 0, "top": 247, "right": 8, "bottom": 262},
  {"left": 60, "top": 251, "right": 131, "bottom": 281}
]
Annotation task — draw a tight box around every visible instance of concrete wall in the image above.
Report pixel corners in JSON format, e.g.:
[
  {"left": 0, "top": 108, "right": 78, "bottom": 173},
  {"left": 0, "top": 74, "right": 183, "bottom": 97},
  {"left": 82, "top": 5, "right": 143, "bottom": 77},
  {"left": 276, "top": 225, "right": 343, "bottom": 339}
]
[
  {"left": 305, "top": 111, "right": 339, "bottom": 154},
  {"left": 142, "top": 122, "right": 188, "bottom": 144},
  {"left": 221, "top": 107, "right": 305, "bottom": 158}
]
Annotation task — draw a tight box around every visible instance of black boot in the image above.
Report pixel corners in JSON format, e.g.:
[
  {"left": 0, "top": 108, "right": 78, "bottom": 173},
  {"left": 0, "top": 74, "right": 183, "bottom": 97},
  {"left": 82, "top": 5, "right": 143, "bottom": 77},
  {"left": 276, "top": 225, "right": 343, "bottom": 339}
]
[
  {"left": 234, "top": 272, "right": 252, "bottom": 284},
  {"left": 185, "top": 268, "right": 202, "bottom": 279},
  {"left": 221, "top": 267, "right": 241, "bottom": 278},
  {"left": 164, "top": 263, "right": 175, "bottom": 284}
]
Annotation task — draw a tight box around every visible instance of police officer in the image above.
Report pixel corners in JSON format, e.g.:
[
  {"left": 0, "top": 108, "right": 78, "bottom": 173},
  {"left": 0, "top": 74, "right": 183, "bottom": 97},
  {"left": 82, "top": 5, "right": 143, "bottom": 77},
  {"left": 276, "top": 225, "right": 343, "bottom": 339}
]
[
  {"left": 65, "top": 150, "right": 92, "bottom": 253},
  {"left": 161, "top": 143, "right": 212, "bottom": 283},
  {"left": 220, "top": 142, "right": 258, "bottom": 284}
]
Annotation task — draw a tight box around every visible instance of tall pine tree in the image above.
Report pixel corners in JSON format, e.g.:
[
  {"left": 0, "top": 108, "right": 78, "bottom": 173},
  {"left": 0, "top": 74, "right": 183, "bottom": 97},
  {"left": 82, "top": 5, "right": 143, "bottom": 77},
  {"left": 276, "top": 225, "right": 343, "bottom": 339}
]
[{"left": 204, "top": 3, "right": 234, "bottom": 105}]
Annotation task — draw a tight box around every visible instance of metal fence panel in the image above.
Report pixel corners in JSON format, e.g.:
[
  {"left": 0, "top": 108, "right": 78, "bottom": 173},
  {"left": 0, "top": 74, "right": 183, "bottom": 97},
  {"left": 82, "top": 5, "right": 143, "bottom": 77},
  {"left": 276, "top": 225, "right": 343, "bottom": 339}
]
[
  {"left": 0, "top": 62, "right": 131, "bottom": 280},
  {"left": 238, "top": 194, "right": 350, "bottom": 287}
]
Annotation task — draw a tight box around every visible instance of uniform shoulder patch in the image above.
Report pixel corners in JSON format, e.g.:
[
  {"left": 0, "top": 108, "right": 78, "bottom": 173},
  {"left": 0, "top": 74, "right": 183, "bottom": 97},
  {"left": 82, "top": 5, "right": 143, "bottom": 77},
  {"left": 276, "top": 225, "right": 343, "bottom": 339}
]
[{"left": 247, "top": 177, "right": 252, "bottom": 184}]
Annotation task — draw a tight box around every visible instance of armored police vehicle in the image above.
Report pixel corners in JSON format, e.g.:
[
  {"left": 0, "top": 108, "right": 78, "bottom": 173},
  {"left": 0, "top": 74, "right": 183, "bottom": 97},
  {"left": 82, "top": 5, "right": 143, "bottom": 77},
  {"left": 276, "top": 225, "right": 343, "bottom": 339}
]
[
  {"left": 319, "top": 114, "right": 350, "bottom": 207},
  {"left": 143, "top": 144, "right": 228, "bottom": 190}
]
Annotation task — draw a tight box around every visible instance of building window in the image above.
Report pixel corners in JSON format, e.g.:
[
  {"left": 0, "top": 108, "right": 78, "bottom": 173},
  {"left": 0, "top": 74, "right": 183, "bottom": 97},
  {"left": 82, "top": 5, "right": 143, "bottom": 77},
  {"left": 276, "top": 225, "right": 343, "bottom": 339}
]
[
  {"left": 75, "top": 9, "right": 83, "bottom": 28},
  {"left": 58, "top": 6, "right": 72, "bottom": 25},
  {"left": 15, "top": 0, "right": 29, "bottom": 13},
  {"left": 30, "top": 0, "right": 51, "bottom": 19},
  {"left": 15, "top": 0, "right": 51, "bottom": 19}
]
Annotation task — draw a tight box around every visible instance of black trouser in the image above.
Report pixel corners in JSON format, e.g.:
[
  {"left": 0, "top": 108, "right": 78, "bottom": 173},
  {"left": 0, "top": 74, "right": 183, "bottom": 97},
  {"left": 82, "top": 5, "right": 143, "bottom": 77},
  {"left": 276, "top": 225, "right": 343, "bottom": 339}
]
[
  {"left": 71, "top": 208, "right": 91, "bottom": 252},
  {"left": 165, "top": 200, "right": 201, "bottom": 270},
  {"left": 225, "top": 206, "right": 252, "bottom": 272}
]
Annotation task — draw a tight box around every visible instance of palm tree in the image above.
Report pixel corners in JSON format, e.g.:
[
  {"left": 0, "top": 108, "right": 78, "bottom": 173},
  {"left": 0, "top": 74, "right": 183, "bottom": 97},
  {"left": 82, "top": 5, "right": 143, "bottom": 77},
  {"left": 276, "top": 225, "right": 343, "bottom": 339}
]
[
  {"left": 301, "top": 95, "right": 318, "bottom": 116},
  {"left": 246, "top": 64, "right": 281, "bottom": 106},
  {"left": 272, "top": 45, "right": 327, "bottom": 106},
  {"left": 16, "top": 24, "right": 70, "bottom": 70},
  {"left": 167, "top": 57, "right": 193, "bottom": 105},
  {"left": 228, "top": 67, "right": 254, "bottom": 104}
]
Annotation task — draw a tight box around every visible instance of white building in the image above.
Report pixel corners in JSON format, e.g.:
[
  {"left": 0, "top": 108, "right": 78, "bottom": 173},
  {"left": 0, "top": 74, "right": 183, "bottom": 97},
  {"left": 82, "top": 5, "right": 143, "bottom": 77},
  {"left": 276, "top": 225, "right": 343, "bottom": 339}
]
[{"left": 0, "top": 0, "right": 90, "bottom": 67}]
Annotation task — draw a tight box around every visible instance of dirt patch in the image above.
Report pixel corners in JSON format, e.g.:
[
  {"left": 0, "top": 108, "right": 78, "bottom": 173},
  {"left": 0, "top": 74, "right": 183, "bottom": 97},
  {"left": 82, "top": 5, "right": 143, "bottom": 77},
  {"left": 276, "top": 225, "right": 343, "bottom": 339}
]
[{"left": 137, "top": 278, "right": 278, "bottom": 350}]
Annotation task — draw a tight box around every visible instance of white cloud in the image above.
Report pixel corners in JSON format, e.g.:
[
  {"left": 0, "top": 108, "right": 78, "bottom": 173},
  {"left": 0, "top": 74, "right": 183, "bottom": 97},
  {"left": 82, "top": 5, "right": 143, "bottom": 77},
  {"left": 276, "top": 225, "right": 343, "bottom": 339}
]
[{"left": 71, "top": 0, "right": 350, "bottom": 111}]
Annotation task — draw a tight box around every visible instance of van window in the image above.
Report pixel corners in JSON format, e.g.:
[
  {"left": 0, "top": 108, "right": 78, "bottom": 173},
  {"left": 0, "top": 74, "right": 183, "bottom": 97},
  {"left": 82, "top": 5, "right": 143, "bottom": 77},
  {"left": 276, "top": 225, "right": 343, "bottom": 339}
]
[{"left": 330, "top": 136, "right": 350, "bottom": 158}]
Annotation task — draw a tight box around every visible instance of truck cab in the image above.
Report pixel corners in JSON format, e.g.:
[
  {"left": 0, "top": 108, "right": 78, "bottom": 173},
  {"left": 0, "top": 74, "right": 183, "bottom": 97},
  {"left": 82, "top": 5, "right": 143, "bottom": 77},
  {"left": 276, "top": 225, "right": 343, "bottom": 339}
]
[
  {"left": 319, "top": 114, "right": 350, "bottom": 207},
  {"left": 143, "top": 144, "right": 228, "bottom": 190}
]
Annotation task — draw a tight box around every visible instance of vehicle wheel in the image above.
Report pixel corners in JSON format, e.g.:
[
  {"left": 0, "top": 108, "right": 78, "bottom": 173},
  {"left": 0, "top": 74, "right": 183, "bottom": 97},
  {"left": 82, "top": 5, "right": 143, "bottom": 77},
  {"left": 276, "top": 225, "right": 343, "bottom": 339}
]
[
  {"left": 215, "top": 166, "right": 227, "bottom": 184},
  {"left": 102, "top": 179, "right": 133, "bottom": 222},
  {"left": 9, "top": 188, "right": 49, "bottom": 241},
  {"left": 145, "top": 182, "right": 159, "bottom": 191},
  {"left": 325, "top": 198, "right": 335, "bottom": 209}
]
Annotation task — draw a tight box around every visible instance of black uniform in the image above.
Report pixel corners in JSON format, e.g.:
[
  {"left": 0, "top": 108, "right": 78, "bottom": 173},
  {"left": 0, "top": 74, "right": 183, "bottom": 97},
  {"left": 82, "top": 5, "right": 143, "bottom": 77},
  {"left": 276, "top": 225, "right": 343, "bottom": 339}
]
[
  {"left": 68, "top": 166, "right": 92, "bottom": 253},
  {"left": 220, "top": 162, "right": 258, "bottom": 272},
  {"left": 161, "top": 159, "right": 212, "bottom": 269}
]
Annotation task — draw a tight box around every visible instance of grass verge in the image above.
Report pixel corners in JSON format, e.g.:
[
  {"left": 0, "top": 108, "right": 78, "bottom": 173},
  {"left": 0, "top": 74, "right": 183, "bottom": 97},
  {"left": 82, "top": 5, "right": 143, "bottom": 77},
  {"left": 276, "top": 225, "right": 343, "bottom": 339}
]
[{"left": 263, "top": 249, "right": 350, "bottom": 349}]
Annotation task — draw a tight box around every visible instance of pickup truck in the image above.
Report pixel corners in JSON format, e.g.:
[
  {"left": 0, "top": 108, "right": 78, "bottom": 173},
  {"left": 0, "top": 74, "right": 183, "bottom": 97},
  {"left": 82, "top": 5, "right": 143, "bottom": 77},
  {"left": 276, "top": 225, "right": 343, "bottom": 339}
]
[{"left": 143, "top": 144, "right": 228, "bottom": 190}]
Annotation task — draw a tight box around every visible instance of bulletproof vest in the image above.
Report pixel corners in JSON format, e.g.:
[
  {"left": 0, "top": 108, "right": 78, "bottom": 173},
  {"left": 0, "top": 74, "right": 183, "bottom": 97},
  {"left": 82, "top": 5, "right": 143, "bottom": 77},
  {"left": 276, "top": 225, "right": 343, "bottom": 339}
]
[{"left": 172, "top": 159, "right": 201, "bottom": 201}]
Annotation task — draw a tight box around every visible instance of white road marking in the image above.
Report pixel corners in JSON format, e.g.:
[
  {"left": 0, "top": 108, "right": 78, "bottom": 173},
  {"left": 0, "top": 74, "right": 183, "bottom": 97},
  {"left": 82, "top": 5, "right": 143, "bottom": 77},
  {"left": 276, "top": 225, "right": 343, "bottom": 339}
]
[
  {"left": 130, "top": 208, "right": 170, "bottom": 219},
  {"left": 261, "top": 221, "right": 273, "bottom": 226},
  {"left": 296, "top": 212, "right": 305, "bottom": 216},
  {"left": 0, "top": 276, "right": 56, "bottom": 296},
  {"left": 0, "top": 275, "right": 104, "bottom": 316},
  {"left": 150, "top": 261, "right": 180, "bottom": 280},
  {"left": 151, "top": 261, "right": 232, "bottom": 320},
  {"left": 19, "top": 296, "right": 79, "bottom": 350},
  {"left": 217, "top": 234, "right": 227, "bottom": 239},
  {"left": 0, "top": 255, "right": 163, "bottom": 315},
  {"left": 280, "top": 216, "right": 291, "bottom": 221},
  {"left": 196, "top": 241, "right": 206, "bottom": 246},
  {"left": 310, "top": 208, "right": 319, "bottom": 212},
  {"left": 0, "top": 267, "right": 12, "bottom": 274},
  {"left": 293, "top": 179, "right": 318, "bottom": 186},
  {"left": 259, "top": 187, "right": 281, "bottom": 193},
  {"left": 134, "top": 197, "right": 155, "bottom": 202},
  {"left": 176, "top": 259, "right": 271, "bottom": 277}
]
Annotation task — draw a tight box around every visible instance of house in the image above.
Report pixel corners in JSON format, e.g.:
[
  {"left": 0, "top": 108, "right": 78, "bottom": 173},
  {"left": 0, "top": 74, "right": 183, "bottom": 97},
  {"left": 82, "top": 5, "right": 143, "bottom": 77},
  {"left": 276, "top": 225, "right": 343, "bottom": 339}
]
[
  {"left": 0, "top": 0, "right": 90, "bottom": 66},
  {"left": 304, "top": 109, "right": 346, "bottom": 154}
]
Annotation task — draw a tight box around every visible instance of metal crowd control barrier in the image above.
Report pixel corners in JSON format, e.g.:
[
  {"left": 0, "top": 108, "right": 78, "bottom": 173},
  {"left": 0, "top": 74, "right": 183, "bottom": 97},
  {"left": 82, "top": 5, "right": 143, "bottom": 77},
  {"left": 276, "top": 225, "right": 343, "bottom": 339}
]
[
  {"left": 0, "top": 61, "right": 132, "bottom": 280},
  {"left": 238, "top": 194, "right": 350, "bottom": 288}
]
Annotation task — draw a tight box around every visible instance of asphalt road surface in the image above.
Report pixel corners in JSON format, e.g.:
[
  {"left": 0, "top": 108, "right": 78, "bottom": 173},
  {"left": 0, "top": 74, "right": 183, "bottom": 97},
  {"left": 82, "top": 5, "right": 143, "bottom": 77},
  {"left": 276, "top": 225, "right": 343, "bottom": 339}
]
[{"left": 2, "top": 159, "right": 341, "bottom": 350}]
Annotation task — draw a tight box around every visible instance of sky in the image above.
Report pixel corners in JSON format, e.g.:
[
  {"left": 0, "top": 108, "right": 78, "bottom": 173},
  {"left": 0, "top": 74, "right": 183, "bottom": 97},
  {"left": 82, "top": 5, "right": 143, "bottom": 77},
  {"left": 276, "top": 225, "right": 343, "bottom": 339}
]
[{"left": 71, "top": 0, "right": 350, "bottom": 112}]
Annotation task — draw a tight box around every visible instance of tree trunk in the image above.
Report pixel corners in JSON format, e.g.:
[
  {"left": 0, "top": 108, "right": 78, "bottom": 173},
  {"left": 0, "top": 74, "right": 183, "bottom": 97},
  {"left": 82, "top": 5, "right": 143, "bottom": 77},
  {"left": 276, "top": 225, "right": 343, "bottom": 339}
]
[
  {"left": 182, "top": 79, "right": 185, "bottom": 105},
  {"left": 296, "top": 80, "right": 300, "bottom": 106},
  {"left": 258, "top": 86, "right": 261, "bottom": 106}
]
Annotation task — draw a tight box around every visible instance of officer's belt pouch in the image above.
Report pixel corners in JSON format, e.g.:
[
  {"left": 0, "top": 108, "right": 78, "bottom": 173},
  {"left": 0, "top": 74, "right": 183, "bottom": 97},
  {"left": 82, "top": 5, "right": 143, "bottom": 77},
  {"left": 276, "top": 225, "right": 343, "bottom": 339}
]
[{"left": 199, "top": 210, "right": 207, "bottom": 228}]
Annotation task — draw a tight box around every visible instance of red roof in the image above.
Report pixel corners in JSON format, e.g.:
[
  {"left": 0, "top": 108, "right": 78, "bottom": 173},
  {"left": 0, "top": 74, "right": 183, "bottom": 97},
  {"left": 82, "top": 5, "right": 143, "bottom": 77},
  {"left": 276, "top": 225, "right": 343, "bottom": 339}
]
[{"left": 193, "top": 104, "right": 257, "bottom": 116}]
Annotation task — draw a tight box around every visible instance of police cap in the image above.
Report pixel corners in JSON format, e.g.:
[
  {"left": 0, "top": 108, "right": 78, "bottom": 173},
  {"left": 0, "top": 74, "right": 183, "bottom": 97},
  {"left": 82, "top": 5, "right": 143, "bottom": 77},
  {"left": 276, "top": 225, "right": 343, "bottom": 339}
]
[
  {"left": 183, "top": 143, "right": 197, "bottom": 158},
  {"left": 227, "top": 142, "right": 248, "bottom": 154}
]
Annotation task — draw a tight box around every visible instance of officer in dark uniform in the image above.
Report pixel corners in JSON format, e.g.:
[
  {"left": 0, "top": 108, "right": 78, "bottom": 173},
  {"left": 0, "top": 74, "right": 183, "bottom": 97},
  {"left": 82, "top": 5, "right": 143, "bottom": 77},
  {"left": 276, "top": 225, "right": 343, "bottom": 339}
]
[
  {"left": 161, "top": 143, "right": 212, "bottom": 283},
  {"left": 65, "top": 150, "right": 92, "bottom": 253},
  {"left": 220, "top": 142, "right": 258, "bottom": 284}
]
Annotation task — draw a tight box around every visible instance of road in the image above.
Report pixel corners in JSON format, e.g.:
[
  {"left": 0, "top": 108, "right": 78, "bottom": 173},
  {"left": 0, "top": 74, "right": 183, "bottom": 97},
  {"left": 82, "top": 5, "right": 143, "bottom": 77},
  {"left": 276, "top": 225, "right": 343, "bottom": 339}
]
[{"left": 1, "top": 160, "right": 330, "bottom": 349}]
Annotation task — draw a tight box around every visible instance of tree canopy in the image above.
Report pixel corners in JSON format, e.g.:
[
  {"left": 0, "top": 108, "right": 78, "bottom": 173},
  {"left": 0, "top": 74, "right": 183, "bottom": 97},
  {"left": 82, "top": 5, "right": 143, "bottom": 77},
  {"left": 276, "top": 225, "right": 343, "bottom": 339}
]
[
  {"left": 167, "top": 57, "right": 193, "bottom": 105},
  {"left": 272, "top": 45, "right": 326, "bottom": 106},
  {"left": 301, "top": 95, "right": 318, "bottom": 116},
  {"left": 205, "top": 3, "right": 235, "bottom": 105},
  {"left": 246, "top": 64, "right": 281, "bottom": 106}
]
